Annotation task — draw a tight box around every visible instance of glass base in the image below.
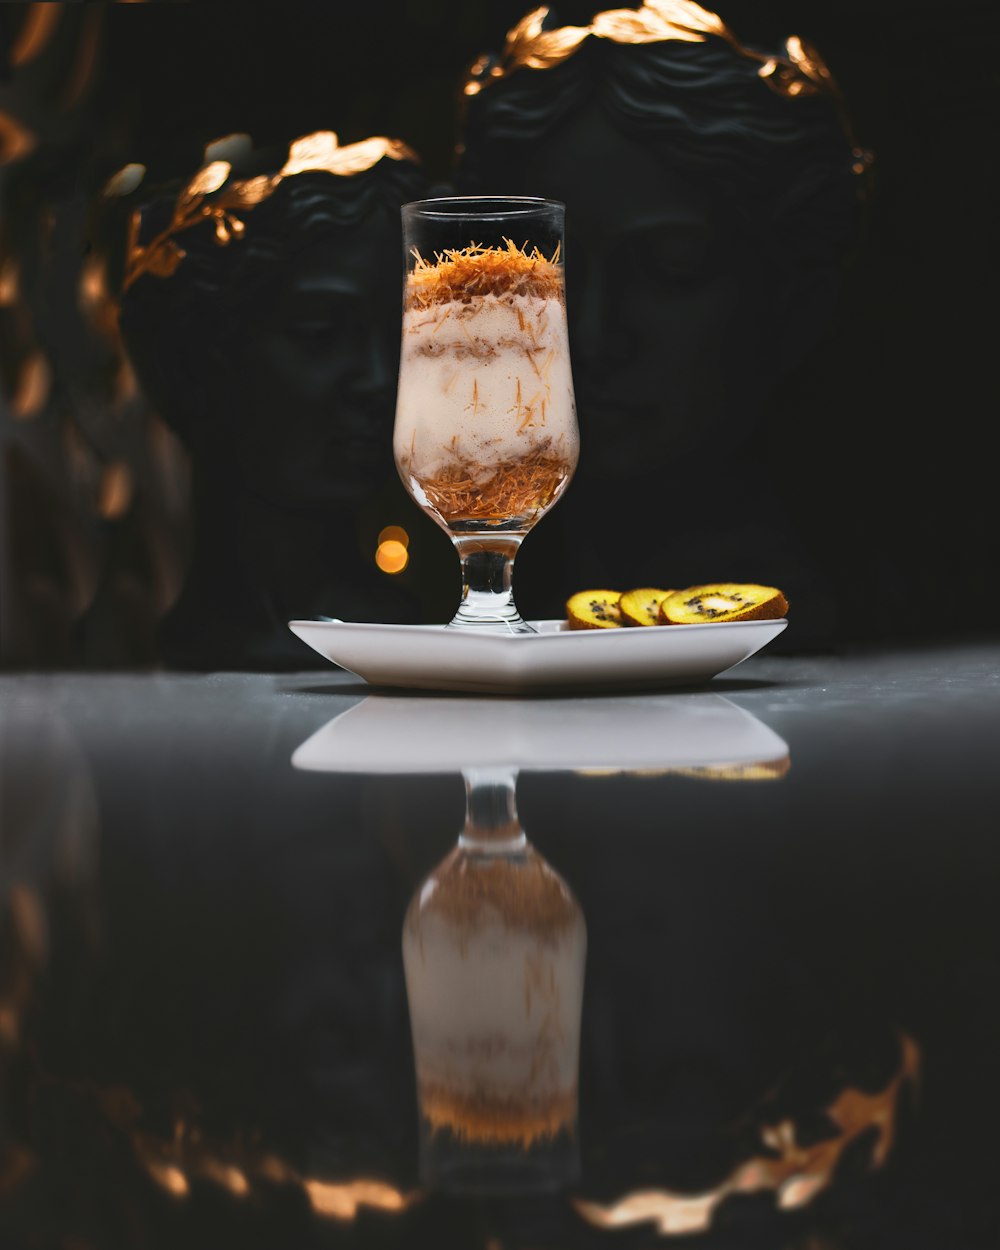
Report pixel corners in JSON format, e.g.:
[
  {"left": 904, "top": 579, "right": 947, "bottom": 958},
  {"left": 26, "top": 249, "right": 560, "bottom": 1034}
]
[
  {"left": 418, "top": 1121, "right": 579, "bottom": 1194},
  {"left": 446, "top": 608, "right": 537, "bottom": 634}
]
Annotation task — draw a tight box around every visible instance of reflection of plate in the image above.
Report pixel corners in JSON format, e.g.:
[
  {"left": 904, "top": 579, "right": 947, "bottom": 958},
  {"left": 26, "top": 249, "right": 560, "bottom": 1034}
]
[
  {"left": 291, "top": 692, "right": 789, "bottom": 775},
  {"left": 287, "top": 618, "right": 787, "bottom": 695}
]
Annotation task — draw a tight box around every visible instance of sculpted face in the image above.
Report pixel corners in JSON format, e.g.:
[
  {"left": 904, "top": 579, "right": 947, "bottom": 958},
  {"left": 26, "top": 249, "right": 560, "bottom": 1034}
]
[
  {"left": 511, "top": 102, "right": 784, "bottom": 479},
  {"left": 120, "top": 181, "right": 412, "bottom": 514},
  {"left": 206, "top": 202, "right": 403, "bottom": 511},
  {"left": 457, "top": 88, "right": 850, "bottom": 615}
]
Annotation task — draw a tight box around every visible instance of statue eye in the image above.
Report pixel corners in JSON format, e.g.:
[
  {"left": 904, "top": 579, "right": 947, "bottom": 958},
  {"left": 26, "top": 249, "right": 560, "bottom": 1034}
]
[
  {"left": 277, "top": 288, "right": 363, "bottom": 346},
  {"left": 628, "top": 223, "right": 712, "bottom": 284},
  {"left": 284, "top": 312, "right": 352, "bottom": 343}
]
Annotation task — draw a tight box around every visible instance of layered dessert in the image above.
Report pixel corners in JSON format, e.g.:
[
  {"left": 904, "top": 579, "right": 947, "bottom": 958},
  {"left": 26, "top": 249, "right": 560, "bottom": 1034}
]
[
  {"left": 402, "top": 845, "right": 586, "bottom": 1150},
  {"left": 394, "top": 241, "right": 578, "bottom": 530}
]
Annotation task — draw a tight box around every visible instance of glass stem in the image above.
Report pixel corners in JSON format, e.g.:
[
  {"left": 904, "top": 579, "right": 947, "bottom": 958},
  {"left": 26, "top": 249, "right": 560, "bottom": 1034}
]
[
  {"left": 450, "top": 535, "right": 535, "bottom": 633},
  {"left": 459, "top": 767, "right": 527, "bottom": 853}
]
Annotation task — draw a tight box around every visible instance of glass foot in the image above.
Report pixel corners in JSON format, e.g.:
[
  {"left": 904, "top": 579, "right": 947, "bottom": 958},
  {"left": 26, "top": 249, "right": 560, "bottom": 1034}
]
[
  {"left": 448, "top": 535, "right": 537, "bottom": 633},
  {"left": 446, "top": 608, "right": 536, "bottom": 634}
]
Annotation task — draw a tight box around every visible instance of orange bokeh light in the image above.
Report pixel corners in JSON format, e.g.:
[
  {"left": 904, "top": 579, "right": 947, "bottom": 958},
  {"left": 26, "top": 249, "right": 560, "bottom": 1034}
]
[
  {"left": 375, "top": 540, "right": 408, "bottom": 574},
  {"left": 377, "top": 525, "right": 409, "bottom": 548}
]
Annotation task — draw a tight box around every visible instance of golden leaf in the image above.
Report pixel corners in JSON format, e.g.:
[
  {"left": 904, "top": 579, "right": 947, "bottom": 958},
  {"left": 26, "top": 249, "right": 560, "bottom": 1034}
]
[
  {"left": 281, "top": 131, "right": 341, "bottom": 176},
  {"left": 141, "top": 240, "right": 185, "bottom": 279},
  {"left": 280, "top": 132, "right": 417, "bottom": 178},
  {"left": 181, "top": 160, "right": 231, "bottom": 202}
]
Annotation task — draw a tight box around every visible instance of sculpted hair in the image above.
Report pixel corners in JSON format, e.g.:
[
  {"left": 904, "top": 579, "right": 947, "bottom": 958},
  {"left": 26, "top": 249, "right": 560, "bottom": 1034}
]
[{"left": 457, "top": 14, "right": 862, "bottom": 261}]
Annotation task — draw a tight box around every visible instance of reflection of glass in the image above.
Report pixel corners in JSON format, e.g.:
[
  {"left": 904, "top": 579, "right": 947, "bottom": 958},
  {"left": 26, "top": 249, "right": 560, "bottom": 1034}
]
[
  {"left": 402, "top": 766, "right": 586, "bottom": 1192},
  {"left": 393, "top": 197, "right": 578, "bottom": 633},
  {"left": 290, "top": 691, "right": 790, "bottom": 1196}
]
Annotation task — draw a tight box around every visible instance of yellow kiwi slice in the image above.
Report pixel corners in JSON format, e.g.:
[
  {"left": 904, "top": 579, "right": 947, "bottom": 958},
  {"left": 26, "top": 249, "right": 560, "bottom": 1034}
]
[
  {"left": 566, "top": 590, "right": 623, "bottom": 629},
  {"left": 619, "top": 587, "right": 676, "bottom": 627},
  {"left": 658, "top": 583, "right": 789, "bottom": 624}
]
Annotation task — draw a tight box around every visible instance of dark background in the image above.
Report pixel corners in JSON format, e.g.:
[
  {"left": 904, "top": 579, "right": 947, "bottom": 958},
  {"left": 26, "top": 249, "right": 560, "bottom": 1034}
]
[
  {"left": 2, "top": 0, "right": 999, "bottom": 665},
  {"left": 2, "top": 10, "right": 999, "bottom": 1247}
]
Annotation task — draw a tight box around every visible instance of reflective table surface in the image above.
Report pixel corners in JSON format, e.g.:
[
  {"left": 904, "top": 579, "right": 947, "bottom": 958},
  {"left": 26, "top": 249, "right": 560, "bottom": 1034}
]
[{"left": 2, "top": 643, "right": 998, "bottom": 1248}]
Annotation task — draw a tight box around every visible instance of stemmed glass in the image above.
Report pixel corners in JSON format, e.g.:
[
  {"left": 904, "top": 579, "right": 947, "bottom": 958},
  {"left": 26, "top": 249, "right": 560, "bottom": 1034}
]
[
  {"left": 393, "top": 197, "right": 578, "bottom": 633},
  {"left": 402, "top": 765, "right": 586, "bottom": 1191}
]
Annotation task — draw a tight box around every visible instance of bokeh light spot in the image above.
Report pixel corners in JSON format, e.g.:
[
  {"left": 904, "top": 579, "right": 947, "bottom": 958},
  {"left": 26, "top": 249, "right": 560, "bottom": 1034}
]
[
  {"left": 377, "top": 525, "right": 409, "bottom": 548},
  {"left": 375, "top": 540, "right": 408, "bottom": 574}
]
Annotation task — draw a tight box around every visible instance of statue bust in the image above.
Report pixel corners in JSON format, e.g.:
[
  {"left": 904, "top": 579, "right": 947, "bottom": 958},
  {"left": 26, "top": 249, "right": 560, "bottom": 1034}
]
[
  {"left": 456, "top": 3, "right": 869, "bottom": 642},
  {"left": 118, "top": 133, "right": 429, "bottom": 669}
]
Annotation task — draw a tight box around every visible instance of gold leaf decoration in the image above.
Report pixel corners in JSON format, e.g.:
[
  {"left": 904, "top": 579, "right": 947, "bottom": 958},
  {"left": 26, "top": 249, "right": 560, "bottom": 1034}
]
[
  {"left": 181, "top": 160, "right": 231, "bottom": 203},
  {"left": 464, "top": 0, "right": 844, "bottom": 115},
  {"left": 122, "top": 133, "right": 419, "bottom": 291},
  {"left": 575, "top": 1033, "right": 920, "bottom": 1236}
]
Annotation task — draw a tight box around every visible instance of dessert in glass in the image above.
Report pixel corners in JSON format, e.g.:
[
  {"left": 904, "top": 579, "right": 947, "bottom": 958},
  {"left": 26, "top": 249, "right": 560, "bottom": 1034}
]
[
  {"left": 394, "top": 197, "right": 578, "bottom": 632},
  {"left": 402, "top": 766, "right": 586, "bottom": 1191}
]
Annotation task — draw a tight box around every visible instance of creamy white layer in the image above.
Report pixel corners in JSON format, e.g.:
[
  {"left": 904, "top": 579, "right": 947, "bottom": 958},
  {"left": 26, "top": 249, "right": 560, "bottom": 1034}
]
[
  {"left": 394, "top": 293, "right": 578, "bottom": 481},
  {"left": 403, "top": 910, "right": 585, "bottom": 1104}
]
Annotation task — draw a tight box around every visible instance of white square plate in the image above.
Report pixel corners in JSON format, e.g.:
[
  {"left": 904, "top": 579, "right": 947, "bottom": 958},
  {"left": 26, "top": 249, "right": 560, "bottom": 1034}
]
[{"left": 287, "top": 617, "right": 787, "bottom": 695}]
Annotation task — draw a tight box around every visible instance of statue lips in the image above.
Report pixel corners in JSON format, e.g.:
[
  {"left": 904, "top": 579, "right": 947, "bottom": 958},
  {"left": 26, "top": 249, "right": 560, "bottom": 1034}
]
[{"left": 272, "top": 428, "right": 390, "bottom": 509}]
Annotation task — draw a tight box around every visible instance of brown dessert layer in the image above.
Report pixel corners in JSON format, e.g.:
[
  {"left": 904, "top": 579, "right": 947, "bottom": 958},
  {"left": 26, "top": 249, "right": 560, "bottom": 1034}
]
[
  {"left": 419, "top": 1081, "right": 576, "bottom": 1147},
  {"left": 401, "top": 439, "right": 573, "bottom": 525},
  {"left": 410, "top": 334, "right": 555, "bottom": 363},
  {"left": 406, "top": 239, "right": 563, "bottom": 308},
  {"left": 408, "top": 846, "right": 580, "bottom": 940}
]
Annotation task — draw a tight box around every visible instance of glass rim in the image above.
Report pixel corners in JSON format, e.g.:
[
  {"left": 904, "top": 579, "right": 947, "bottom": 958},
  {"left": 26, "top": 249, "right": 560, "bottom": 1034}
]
[{"left": 402, "top": 195, "right": 564, "bottom": 220}]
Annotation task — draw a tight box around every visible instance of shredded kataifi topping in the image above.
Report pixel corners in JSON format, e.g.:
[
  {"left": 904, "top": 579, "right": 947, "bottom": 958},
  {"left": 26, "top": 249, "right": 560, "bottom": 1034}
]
[{"left": 406, "top": 238, "right": 563, "bottom": 308}]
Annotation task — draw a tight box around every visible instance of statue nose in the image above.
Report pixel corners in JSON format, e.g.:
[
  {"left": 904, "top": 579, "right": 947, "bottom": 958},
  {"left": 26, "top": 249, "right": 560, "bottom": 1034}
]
[
  {"left": 353, "top": 333, "right": 394, "bottom": 397},
  {"left": 567, "top": 255, "right": 634, "bottom": 377}
]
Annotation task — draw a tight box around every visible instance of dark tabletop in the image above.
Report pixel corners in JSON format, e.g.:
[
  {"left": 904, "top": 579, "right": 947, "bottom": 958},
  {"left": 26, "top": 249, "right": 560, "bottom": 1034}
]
[{"left": 1, "top": 643, "right": 999, "bottom": 1249}]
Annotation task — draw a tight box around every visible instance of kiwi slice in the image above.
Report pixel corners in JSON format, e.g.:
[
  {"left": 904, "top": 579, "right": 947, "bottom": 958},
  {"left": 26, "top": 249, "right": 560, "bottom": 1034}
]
[
  {"left": 566, "top": 590, "right": 623, "bottom": 629},
  {"left": 619, "top": 587, "right": 675, "bottom": 627},
  {"left": 658, "top": 583, "right": 788, "bottom": 624}
]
